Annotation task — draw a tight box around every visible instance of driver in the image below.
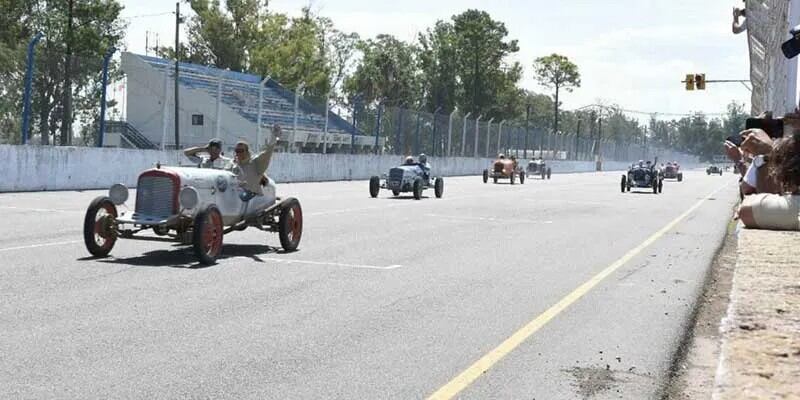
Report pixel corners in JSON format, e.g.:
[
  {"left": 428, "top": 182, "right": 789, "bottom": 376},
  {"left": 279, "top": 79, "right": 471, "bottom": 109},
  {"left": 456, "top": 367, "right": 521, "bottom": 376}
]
[
  {"left": 498, "top": 154, "right": 506, "bottom": 160},
  {"left": 646, "top": 160, "right": 653, "bottom": 169},
  {"left": 232, "top": 129, "right": 279, "bottom": 202},
  {"left": 418, "top": 153, "right": 431, "bottom": 180},
  {"left": 638, "top": 160, "right": 645, "bottom": 168},
  {"left": 183, "top": 138, "right": 231, "bottom": 169},
  {"left": 404, "top": 156, "right": 415, "bottom": 165}
]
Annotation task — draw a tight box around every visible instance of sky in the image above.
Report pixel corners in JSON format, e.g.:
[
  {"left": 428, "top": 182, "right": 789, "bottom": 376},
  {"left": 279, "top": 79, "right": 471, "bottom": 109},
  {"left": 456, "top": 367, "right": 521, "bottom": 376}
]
[{"left": 119, "top": 0, "right": 752, "bottom": 120}]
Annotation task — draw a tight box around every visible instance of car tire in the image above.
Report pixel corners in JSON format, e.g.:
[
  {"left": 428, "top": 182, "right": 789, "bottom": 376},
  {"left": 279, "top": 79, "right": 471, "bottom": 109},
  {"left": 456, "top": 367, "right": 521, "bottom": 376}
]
[
  {"left": 369, "top": 176, "right": 380, "bottom": 198},
  {"left": 483, "top": 169, "right": 489, "bottom": 183},
  {"left": 83, "top": 196, "right": 118, "bottom": 258},
  {"left": 658, "top": 179, "right": 663, "bottom": 193},
  {"left": 520, "top": 171, "right": 525, "bottom": 185},
  {"left": 653, "top": 179, "right": 659, "bottom": 194},
  {"left": 392, "top": 190, "right": 400, "bottom": 197},
  {"left": 193, "top": 205, "right": 224, "bottom": 265},
  {"left": 278, "top": 197, "right": 303, "bottom": 252},
  {"left": 677, "top": 173, "right": 683, "bottom": 182},
  {"left": 510, "top": 173, "right": 516, "bottom": 185},
  {"left": 434, "top": 177, "right": 444, "bottom": 198},
  {"left": 547, "top": 168, "right": 552, "bottom": 180},
  {"left": 541, "top": 170, "right": 546, "bottom": 180},
  {"left": 413, "top": 178, "right": 423, "bottom": 200},
  {"left": 620, "top": 175, "right": 626, "bottom": 193}
]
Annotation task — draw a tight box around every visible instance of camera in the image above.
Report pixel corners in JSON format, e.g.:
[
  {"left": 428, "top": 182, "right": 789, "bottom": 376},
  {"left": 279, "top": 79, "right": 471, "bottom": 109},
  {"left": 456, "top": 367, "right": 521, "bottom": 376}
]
[{"left": 781, "top": 24, "right": 800, "bottom": 59}]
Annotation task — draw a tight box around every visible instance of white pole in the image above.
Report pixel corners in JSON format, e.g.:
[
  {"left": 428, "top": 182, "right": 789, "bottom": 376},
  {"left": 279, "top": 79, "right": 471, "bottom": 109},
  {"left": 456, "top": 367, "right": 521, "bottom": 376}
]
[
  {"left": 323, "top": 91, "right": 330, "bottom": 154},
  {"left": 215, "top": 71, "right": 223, "bottom": 139},
  {"left": 160, "top": 70, "right": 170, "bottom": 150},
  {"left": 474, "top": 115, "right": 483, "bottom": 158},
  {"left": 447, "top": 108, "right": 457, "bottom": 157},
  {"left": 486, "top": 117, "right": 494, "bottom": 157},
  {"left": 293, "top": 82, "right": 305, "bottom": 153},
  {"left": 256, "top": 75, "right": 270, "bottom": 152},
  {"left": 497, "top": 120, "right": 505, "bottom": 155},
  {"left": 461, "top": 112, "right": 472, "bottom": 157}
]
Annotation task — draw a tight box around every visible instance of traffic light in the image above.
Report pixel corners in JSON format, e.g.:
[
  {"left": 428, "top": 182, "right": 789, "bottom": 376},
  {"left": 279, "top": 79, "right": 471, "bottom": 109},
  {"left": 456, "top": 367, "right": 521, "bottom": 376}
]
[
  {"left": 695, "top": 73, "right": 706, "bottom": 90},
  {"left": 685, "top": 74, "right": 695, "bottom": 91}
]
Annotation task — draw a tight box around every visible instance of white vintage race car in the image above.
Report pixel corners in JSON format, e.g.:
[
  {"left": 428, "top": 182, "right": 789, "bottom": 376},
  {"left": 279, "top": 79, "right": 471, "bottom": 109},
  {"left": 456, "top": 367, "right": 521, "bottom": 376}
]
[{"left": 83, "top": 165, "right": 302, "bottom": 265}]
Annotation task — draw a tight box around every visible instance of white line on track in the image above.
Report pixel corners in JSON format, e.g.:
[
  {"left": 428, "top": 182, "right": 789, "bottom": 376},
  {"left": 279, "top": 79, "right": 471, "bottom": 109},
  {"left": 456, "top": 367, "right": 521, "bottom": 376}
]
[
  {"left": 0, "top": 240, "right": 81, "bottom": 253},
  {"left": 259, "top": 257, "right": 402, "bottom": 271},
  {"left": 425, "top": 214, "right": 552, "bottom": 224},
  {"left": 0, "top": 206, "right": 81, "bottom": 213}
]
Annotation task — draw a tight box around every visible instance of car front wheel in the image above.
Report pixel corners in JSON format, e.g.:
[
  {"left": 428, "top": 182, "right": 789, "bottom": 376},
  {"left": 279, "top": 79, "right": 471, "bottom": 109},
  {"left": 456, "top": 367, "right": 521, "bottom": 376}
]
[
  {"left": 278, "top": 198, "right": 303, "bottom": 252},
  {"left": 369, "top": 176, "right": 380, "bottom": 198},
  {"left": 193, "top": 205, "right": 224, "bottom": 265},
  {"left": 434, "top": 177, "right": 444, "bottom": 198},
  {"left": 83, "top": 196, "right": 118, "bottom": 258},
  {"left": 413, "top": 178, "right": 424, "bottom": 200}
]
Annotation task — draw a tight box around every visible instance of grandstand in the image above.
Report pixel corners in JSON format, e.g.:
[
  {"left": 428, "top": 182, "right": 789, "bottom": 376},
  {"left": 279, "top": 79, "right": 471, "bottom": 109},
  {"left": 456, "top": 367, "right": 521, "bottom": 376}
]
[{"left": 107, "top": 52, "right": 384, "bottom": 153}]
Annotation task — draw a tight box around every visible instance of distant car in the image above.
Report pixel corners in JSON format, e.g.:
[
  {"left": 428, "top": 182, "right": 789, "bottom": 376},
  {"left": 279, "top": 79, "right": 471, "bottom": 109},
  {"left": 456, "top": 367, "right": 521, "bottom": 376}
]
[
  {"left": 83, "top": 165, "right": 302, "bottom": 265},
  {"left": 526, "top": 159, "right": 552, "bottom": 180},
  {"left": 621, "top": 163, "right": 662, "bottom": 194},
  {"left": 660, "top": 162, "right": 683, "bottom": 182},
  {"left": 707, "top": 165, "right": 723, "bottom": 175},
  {"left": 483, "top": 157, "right": 525, "bottom": 184},
  {"left": 370, "top": 162, "right": 443, "bottom": 200}
]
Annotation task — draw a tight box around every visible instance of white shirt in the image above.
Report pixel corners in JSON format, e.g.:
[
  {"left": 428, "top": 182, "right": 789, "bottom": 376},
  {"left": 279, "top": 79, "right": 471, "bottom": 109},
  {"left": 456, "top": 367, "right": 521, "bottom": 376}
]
[{"left": 743, "top": 155, "right": 766, "bottom": 188}]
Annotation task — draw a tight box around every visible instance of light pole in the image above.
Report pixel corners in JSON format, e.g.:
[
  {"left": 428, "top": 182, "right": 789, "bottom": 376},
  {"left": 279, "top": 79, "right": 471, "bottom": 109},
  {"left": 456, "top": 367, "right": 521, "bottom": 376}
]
[{"left": 461, "top": 112, "right": 472, "bottom": 156}]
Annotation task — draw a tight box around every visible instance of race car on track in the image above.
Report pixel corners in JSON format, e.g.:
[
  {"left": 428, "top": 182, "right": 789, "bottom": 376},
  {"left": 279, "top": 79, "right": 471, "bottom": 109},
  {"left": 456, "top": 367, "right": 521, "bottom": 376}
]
[
  {"left": 621, "top": 161, "right": 663, "bottom": 194},
  {"left": 370, "top": 155, "right": 444, "bottom": 200},
  {"left": 83, "top": 164, "right": 302, "bottom": 265},
  {"left": 707, "top": 165, "right": 723, "bottom": 175},
  {"left": 660, "top": 162, "right": 683, "bottom": 182},
  {"left": 483, "top": 155, "right": 525, "bottom": 184},
  {"left": 526, "top": 158, "right": 552, "bottom": 180}
]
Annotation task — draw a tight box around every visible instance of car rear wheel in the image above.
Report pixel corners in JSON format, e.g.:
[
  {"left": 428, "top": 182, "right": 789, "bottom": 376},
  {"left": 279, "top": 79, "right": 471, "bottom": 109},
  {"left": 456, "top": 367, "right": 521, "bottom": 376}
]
[
  {"left": 83, "top": 196, "right": 118, "bottom": 258},
  {"left": 193, "top": 205, "right": 224, "bottom": 265},
  {"left": 434, "top": 177, "right": 444, "bottom": 198},
  {"left": 520, "top": 171, "right": 525, "bottom": 184},
  {"left": 620, "top": 175, "right": 627, "bottom": 193},
  {"left": 658, "top": 179, "right": 663, "bottom": 193},
  {"left": 547, "top": 168, "right": 552, "bottom": 180},
  {"left": 413, "top": 178, "right": 423, "bottom": 200},
  {"left": 653, "top": 179, "right": 659, "bottom": 194},
  {"left": 483, "top": 169, "right": 489, "bottom": 183},
  {"left": 510, "top": 173, "right": 516, "bottom": 185},
  {"left": 278, "top": 198, "right": 303, "bottom": 252},
  {"left": 369, "top": 176, "right": 380, "bottom": 198},
  {"left": 392, "top": 190, "right": 400, "bottom": 197},
  {"left": 677, "top": 173, "right": 683, "bottom": 182}
]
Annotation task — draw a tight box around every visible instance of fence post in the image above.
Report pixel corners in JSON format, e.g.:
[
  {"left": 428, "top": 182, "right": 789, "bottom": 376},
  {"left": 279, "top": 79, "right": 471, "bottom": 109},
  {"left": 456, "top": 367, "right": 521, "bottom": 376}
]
[
  {"left": 21, "top": 32, "right": 43, "bottom": 145},
  {"left": 497, "top": 120, "right": 505, "bottom": 156},
  {"left": 322, "top": 91, "right": 329, "bottom": 154},
  {"left": 447, "top": 109, "right": 457, "bottom": 157},
  {"left": 461, "top": 112, "right": 472, "bottom": 157},
  {"left": 485, "top": 118, "right": 494, "bottom": 157},
  {"left": 374, "top": 105, "right": 383, "bottom": 154},
  {"left": 414, "top": 110, "right": 421, "bottom": 155},
  {"left": 474, "top": 115, "right": 483, "bottom": 158},
  {"left": 293, "top": 82, "right": 305, "bottom": 154},
  {"left": 160, "top": 71, "right": 170, "bottom": 150},
  {"left": 431, "top": 106, "right": 441, "bottom": 156},
  {"left": 98, "top": 46, "right": 117, "bottom": 147},
  {"left": 215, "top": 70, "right": 223, "bottom": 139},
  {"left": 256, "top": 76, "right": 270, "bottom": 153}
]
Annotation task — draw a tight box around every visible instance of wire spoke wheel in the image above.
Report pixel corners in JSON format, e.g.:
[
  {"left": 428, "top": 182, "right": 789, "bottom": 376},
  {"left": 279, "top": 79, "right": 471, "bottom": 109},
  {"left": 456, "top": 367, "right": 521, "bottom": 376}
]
[
  {"left": 193, "top": 205, "right": 224, "bottom": 265},
  {"left": 279, "top": 198, "right": 303, "bottom": 252},
  {"left": 83, "top": 197, "right": 118, "bottom": 258}
]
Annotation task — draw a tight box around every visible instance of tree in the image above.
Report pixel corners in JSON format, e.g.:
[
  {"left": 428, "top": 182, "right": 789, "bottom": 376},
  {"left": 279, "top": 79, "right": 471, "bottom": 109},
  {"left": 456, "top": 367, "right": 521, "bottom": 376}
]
[
  {"left": 532, "top": 54, "right": 581, "bottom": 138},
  {"left": 418, "top": 21, "right": 457, "bottom": 113},
  {"left": 343, "top": 34, "right": 420, "bottom": 108}
]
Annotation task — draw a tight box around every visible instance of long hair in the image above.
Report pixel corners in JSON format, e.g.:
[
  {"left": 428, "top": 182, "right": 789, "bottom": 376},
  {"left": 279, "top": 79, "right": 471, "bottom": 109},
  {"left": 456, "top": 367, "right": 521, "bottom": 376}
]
[{"left": 768, "top": 132, "right": 800, "bottom": 193}]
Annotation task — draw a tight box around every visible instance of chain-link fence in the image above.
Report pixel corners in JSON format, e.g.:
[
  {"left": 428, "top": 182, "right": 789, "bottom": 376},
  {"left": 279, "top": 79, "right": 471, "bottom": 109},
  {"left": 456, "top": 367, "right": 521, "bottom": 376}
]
[{"left": 6, "top": 39, "right": 699, "bottom": 166}]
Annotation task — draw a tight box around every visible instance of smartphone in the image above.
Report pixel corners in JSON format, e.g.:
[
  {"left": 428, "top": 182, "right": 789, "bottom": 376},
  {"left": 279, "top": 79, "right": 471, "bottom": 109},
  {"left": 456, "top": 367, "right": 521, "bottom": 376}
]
[
  {"left": 726, "top": 135, "right": 744, "bottom": 147},
  {"left": 746, "top": 117, "right": 784, "bottom": 138}
]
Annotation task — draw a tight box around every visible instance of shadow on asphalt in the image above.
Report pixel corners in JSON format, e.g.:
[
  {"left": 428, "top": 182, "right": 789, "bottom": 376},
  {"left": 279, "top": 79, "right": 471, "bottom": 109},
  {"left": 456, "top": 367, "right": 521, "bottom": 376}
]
[{"left": 85, "top": 244, "right": 290, "bottom": 269}]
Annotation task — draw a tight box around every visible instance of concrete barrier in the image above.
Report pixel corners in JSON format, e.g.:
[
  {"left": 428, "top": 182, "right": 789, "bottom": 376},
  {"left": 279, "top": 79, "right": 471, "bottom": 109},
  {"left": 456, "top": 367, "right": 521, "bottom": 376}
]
[{"left": 2, "top": 144, "right": 634, "bottom": 192}]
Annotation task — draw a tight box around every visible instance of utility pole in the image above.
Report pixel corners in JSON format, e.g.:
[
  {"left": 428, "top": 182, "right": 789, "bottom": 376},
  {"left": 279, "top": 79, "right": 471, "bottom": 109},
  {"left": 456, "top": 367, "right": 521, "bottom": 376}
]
[
  {"left": 174, "top": 1, "right": 181, "bottom": 149},
  {"left": 61, "top": 0, "right": 75, "bottom": 145}
]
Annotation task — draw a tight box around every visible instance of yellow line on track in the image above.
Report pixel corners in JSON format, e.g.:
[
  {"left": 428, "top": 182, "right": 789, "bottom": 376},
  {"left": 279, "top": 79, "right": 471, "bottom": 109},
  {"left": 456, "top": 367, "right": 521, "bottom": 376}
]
[{"left": 427, "top": 182, "right": 731, "bottom": 400}]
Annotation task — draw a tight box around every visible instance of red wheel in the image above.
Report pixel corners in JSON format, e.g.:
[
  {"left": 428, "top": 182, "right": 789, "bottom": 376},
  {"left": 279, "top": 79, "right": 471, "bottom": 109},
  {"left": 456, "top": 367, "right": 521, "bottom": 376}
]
[
  {"left": 193, "top": 205, "right": 223, "bottom": 265},
  {"left": 83, "top": 196, "right": 118, "bottom": 257},
  {"left": 279, "top": 198, "right": 303, "bottom": 252}
]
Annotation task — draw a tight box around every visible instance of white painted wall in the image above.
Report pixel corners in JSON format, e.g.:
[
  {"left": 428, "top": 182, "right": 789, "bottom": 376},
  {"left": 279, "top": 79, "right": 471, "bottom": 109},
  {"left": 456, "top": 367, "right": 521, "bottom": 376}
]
[{"left": 1, "top": 145, "right": 634, "bottom": 192}]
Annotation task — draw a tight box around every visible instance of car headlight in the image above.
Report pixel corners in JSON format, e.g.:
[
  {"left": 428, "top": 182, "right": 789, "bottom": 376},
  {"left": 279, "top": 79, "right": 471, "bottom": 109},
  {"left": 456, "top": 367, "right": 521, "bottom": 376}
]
[
  {"left": 179, "top": 186, "right": 199, "bottom": 210},
  {"left": 109, "top": 183, "right": 129, "bottom": 205}
]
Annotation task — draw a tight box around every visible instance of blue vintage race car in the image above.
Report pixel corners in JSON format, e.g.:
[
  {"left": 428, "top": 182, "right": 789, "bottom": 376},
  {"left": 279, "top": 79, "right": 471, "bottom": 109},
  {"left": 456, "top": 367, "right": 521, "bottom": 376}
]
[
  {"left": 621, "top": 164, "right": 663, "bottom": 194},
  {"left": 370, "top": 163, "right": 444, "bottom": 200}
]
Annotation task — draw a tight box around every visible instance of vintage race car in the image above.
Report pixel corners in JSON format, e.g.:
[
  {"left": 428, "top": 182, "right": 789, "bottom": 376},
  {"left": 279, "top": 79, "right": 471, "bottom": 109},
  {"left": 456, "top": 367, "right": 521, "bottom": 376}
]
[
  {"left": 707, "top": 165, "right": 723, "bottom": 175},
  {"left": 660, "top": 162, "right": 683, "bottom": 182},
  {"left": 621, "top": 164, "right": 663, "bottom": 194},
  {"left": 83, "top": 165, "right": 302, "bottom": 265},
  {"left": 526, "top": 159, "right": 552, "bottom": 180},
  {"left": 483, "top": 158, "right": 525, "bottom": 184},
  {"left": 369, "top": 164, "right": 443, "bottom": 200}
]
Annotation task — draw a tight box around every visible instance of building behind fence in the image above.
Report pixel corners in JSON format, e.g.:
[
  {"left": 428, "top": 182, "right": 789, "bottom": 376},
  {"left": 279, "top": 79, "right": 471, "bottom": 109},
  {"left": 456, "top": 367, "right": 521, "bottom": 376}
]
[{"left": 8, "top": 37, "right": 698, "bottom": 165}]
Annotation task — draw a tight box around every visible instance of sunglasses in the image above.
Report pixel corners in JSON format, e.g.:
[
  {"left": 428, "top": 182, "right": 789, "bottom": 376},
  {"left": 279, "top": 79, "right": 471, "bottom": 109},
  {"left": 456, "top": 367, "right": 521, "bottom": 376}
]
[{"left": 235, "top": 148, "right": 247, "bottom": 154}]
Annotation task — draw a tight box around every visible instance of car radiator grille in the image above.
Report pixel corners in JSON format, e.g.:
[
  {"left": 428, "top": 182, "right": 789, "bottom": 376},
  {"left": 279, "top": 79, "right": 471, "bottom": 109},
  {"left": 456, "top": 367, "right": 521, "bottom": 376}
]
[
  {"left": 136, "top": 176, "right": 175, "bottom": 218},
  {"left": 389, "top": 168, "right": 404, "bottom": 182}
]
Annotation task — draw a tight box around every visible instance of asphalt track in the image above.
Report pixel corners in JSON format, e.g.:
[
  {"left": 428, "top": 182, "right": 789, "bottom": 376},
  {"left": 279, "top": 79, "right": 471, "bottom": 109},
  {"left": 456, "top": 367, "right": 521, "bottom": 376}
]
[{"left": 0, "top": 170, "right": 738, "bottom": 399}]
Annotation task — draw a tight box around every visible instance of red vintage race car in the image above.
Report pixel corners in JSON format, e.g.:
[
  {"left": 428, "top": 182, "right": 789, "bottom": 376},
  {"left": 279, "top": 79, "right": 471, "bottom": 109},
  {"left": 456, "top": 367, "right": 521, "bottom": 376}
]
[
  {"left": 660, "top": 162, "right": 683, "bottom": 182},
  {"left": 483, "top": 156, "right": 525, "bottom": 185}
]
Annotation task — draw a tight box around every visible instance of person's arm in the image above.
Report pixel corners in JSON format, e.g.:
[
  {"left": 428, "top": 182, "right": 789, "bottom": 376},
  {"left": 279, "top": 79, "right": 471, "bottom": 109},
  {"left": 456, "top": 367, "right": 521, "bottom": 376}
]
[
  {"left": 253, "top": 142, "right": 277, "bottom": 175},
  {"left": 183, "top": 146, "right": 206, "bottom": 163}
]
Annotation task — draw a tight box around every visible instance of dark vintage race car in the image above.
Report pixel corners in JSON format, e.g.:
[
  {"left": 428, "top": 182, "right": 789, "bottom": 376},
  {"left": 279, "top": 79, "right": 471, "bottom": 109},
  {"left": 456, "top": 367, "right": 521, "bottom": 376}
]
[
  {"left": 83, "top": 165, "right": 302, "bottom": 265},
  {"left": 370, "top": 163, "right": 443, "bottom": 200},
  {"left": 621, "top": 164, "right": 663, "bottom": 194},
  {"left": 706, "top": 165, "right": 723, "bottom": 175},
  {"left": 483, "top": 157, "right": 525, "bottom": 184},
  {"left": 660, "top": 162, "right": 683, "bottom": 182},
  {"left": 526, "top": 159, "right": 552, "bottom": 180}
]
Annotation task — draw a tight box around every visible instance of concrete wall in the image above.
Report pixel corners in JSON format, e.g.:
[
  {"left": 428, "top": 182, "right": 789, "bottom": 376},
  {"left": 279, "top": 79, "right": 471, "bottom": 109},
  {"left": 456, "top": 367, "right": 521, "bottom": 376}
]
[{"left": 1, "top": 144, "right": 632, "bottom": 192}]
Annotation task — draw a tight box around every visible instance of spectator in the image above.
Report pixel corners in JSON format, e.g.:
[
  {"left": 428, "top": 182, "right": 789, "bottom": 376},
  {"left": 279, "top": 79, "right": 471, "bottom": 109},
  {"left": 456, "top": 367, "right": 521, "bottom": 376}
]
[
  {"left": 183, "top": 138, "right": 231, "bottom": 169},
  {"left": 232, "top": 128, "right": 279, "bottom": 202}
]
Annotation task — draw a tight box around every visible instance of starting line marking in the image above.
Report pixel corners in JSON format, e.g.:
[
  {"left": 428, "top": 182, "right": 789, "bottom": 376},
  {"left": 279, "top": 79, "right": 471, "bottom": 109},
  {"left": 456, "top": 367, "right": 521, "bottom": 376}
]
[
  {"left": 425, "top": 181, "right": 732, "bottom": 400},
  {"left": 260, "top": 257, "right": 402, "bottom": 271},
  {"left": 425, "top": 214, "right": 552, "bottom": 225},
  {"left": 0, "top": 240, "right": 82, "bottom": 253}
]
